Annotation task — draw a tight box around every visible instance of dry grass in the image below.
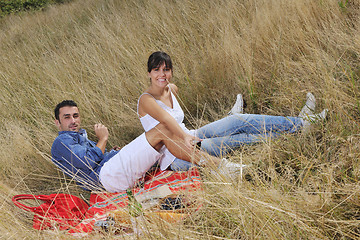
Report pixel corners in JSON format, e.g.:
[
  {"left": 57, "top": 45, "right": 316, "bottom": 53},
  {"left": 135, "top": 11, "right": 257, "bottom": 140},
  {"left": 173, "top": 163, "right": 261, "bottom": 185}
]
[{"left": 0, "top": 0, "right": 359, "bottom": 238}]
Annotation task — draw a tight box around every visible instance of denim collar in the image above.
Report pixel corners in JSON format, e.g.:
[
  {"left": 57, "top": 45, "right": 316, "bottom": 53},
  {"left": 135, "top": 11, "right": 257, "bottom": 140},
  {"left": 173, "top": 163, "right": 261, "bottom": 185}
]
[{"left": 58, "top": 128, "right": 87, "bottom": 137}]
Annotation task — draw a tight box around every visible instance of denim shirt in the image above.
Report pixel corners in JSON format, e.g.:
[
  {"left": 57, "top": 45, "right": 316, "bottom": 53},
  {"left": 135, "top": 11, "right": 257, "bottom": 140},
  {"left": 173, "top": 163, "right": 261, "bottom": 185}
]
[{"left": 51, "top": 129, "right": 118, "bottom": 191}]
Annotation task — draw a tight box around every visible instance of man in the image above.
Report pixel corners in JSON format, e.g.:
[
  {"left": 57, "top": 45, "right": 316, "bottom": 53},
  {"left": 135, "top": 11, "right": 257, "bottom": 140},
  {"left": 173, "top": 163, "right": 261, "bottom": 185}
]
[{"left": 51, "top": 100, "right": 221, "bottom": 192}]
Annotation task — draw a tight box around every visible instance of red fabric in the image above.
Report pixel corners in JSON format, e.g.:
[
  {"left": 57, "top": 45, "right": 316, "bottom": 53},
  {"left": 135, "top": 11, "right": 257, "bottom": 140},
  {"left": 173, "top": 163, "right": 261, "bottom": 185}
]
[
  {"left": 68, "top": 168, "right": 202, "bottom": 235},
  {"left": 12, "top": 193, "right": 89, "bottom": 230}
]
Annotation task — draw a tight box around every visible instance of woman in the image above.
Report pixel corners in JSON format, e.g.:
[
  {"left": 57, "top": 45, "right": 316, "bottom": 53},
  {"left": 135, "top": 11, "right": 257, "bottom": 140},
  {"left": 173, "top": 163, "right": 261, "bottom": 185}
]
[{"left": 137, "top": 51, "right": 326, "bottom": 171}]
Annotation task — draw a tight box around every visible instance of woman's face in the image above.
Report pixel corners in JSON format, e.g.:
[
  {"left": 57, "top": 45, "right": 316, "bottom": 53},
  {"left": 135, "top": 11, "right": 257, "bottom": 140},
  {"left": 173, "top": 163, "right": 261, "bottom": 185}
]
[{"left": 148, "top": 62, "right": 172, "bottom": 88}]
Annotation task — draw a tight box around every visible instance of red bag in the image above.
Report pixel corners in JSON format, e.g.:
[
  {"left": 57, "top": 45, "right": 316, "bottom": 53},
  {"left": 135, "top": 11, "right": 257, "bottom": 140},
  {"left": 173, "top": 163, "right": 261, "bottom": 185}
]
[{"left": 12, "top": 193, "right": 89, "bottom": 230}]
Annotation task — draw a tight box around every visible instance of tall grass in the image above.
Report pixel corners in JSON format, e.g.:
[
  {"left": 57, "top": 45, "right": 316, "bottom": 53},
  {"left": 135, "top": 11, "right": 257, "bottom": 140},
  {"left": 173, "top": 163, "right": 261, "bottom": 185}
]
[{"left": 0, "top": 0, "right": 359, "bottom": 238}]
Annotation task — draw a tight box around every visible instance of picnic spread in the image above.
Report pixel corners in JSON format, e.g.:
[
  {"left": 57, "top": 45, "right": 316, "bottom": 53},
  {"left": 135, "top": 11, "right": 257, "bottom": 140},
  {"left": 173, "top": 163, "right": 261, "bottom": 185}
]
[{"left": 12, "top": 168, "right": 203, "bottom": 236}]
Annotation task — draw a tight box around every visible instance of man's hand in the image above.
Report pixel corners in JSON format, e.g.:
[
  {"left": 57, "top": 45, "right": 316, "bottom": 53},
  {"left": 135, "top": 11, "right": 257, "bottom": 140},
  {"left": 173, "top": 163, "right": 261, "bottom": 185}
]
[
  {"left": 94, "top": 123, "right": 109, "bottom": 154},
  {"left": 95, "top": 123, "right": 109, "bottom": 141},
  {"left": 112, "top": 146, "right": 121, "bottom": 151}
]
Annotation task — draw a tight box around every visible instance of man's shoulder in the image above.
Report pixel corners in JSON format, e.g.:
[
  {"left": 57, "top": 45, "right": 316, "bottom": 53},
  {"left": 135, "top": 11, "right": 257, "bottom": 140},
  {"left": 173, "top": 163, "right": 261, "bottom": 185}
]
[
  {"left": 54, "top": 131, "right": 77, "bottom": 141},
  {"left": 52, "top": 131, "right": 80, "bottom": 149}
]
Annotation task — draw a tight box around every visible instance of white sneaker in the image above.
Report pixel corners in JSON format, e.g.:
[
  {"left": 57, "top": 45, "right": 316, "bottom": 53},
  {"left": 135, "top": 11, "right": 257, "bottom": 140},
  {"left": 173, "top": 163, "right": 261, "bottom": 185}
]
[
  {"left": 215, "top": 158, "right": 247, "bottom": 180},
  {"left": 229, "top": 94, "right": 244, "bottom": 115},
  {"left": 299, "top": 92, "right": 316, "bottom": 118},
  {"left": 319, "top": 109, "right": 328, "bottom": 119},
  {"left": 301, "top": 109, "right": 328, "bottom": 132}
]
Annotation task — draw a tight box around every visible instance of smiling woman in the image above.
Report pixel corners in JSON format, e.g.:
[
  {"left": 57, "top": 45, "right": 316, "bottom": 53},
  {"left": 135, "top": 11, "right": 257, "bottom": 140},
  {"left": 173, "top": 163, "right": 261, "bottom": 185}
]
[
  {"left": 136, "top": 51, "right": 327, "bottom": 173},
  {"left": 148, "top": 63, "right": 172, "bottom": 88}
]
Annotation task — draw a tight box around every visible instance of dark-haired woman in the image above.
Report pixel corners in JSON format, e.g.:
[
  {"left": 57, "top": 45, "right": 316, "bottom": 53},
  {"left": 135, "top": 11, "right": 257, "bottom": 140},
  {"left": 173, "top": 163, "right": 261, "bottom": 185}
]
[{"left": 137, "top": 51, "right": 326, "bottom": 172}]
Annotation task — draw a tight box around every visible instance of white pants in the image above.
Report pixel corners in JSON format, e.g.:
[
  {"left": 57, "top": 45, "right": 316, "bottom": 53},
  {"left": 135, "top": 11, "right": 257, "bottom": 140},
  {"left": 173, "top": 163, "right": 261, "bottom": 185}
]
[{"left": 99, "top": 133, "right": 162, "bottom": 192}]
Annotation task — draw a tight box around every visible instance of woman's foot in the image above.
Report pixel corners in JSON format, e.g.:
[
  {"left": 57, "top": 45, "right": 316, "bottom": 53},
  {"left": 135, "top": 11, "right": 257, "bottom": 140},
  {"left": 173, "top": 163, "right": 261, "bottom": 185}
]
[
  {"left": 299, "top": 92, "right": 316, "bottom": 118},
  {"left": 301, "top": 109, "right": 328, "bottom": 132},
  {"left": 229, "top": 94, "right": 246, "bottom": 115},
  {"left": 216, "top": 158, "right": 247, "bottom": 180}
]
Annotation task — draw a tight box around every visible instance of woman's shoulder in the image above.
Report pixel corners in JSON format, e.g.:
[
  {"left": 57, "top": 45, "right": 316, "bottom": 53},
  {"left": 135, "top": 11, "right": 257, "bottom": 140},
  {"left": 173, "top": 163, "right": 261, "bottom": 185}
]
[
  {"left": 138, "top": 92, "right": 156, "bottom": 116},
  {"left": 139, "top": 89, "right": 155, "bottom": 98}
]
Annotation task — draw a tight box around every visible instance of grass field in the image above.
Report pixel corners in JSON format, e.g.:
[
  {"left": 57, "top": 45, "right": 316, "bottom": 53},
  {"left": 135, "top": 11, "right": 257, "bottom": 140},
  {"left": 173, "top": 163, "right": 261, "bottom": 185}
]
[{"left": 0, "top": 0, "right": 360, "bottom": 238}]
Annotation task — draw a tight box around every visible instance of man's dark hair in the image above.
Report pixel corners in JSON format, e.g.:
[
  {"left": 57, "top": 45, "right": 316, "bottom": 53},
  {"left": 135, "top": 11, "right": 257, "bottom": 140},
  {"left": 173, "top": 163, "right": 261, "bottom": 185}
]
[
  {"left": 147, "top": 51, "right": 173, "bottom": 73},
  {"left": 54, "top": 100, "right": 78, "bottom": 121}
]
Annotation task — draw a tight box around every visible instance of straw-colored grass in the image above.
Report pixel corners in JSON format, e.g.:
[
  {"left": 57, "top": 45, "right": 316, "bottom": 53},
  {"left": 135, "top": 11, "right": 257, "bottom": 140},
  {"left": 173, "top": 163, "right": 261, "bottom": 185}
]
[{"left": 1, "top": 0, "right": 359, "bottom": 238}]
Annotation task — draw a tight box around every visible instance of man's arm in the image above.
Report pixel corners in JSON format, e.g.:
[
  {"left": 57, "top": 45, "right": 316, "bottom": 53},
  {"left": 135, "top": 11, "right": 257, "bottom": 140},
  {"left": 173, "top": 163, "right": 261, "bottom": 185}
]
[{"left": 51, "top": 134, "right": 104, "bottom": 172}]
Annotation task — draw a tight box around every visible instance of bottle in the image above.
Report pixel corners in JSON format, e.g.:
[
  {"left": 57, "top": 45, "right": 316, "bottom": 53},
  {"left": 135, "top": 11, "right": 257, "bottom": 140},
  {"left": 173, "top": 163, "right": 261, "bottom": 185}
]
[
  {"left": 126, "top": 188, "right": 143, "bottom": 217},
  {"left": 126, "top": 188, "right": 144, "bottom": 235}
]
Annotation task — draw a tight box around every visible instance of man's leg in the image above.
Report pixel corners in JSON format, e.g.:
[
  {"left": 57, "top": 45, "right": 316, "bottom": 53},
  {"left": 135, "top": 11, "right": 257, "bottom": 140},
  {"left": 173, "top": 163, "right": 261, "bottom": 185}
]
[
  {"left": 169, "top": 158, "right": 196, "bottom": 171},
  {"left": 99, "top": 133, "right": 162, "bottom": 192}
]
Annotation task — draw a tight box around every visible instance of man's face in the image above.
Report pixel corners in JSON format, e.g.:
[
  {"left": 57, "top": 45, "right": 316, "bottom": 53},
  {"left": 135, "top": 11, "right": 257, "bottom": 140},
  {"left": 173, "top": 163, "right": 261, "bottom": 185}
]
[{"left": 55, "top": 106, "right": 81, "bottom": 132}]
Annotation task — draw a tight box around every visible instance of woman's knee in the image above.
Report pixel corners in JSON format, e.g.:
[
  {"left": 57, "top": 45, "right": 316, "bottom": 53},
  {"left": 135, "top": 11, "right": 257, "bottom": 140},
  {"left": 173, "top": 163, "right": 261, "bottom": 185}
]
[
  {"left": 145, "top": 124, "right": 171, "bottom": 144},
  {"left": 153, "top": 123, "right": 172, "bottom": 138}
]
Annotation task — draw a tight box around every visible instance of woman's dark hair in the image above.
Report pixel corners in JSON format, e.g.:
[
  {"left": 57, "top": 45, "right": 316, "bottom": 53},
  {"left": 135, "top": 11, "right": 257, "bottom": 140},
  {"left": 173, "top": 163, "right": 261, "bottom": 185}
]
[{"left": 147, "top": 51, "right": 173, "bottom": 73}]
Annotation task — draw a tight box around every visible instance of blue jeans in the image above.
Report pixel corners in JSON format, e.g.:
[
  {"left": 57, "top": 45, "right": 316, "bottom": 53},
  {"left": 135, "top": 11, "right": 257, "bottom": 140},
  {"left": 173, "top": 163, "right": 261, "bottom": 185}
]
[{"left": 169, "top": 114, "right": 303, "bottom": 171}]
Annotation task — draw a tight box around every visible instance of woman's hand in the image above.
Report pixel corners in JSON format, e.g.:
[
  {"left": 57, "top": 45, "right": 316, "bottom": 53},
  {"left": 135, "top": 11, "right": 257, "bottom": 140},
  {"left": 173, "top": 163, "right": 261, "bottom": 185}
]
[{"left": 184, "top": 134, "right": 201, "bottom": 150}]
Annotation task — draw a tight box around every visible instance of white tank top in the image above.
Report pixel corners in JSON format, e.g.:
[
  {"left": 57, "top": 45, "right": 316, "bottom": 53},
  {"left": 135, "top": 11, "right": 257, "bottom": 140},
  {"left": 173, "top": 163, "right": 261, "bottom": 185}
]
[
  {"left": 138, "top": 88, "right": 190, "bottom": 134},
  {"left": 137, "top": 87, "right": 195, "bottom": 170}
]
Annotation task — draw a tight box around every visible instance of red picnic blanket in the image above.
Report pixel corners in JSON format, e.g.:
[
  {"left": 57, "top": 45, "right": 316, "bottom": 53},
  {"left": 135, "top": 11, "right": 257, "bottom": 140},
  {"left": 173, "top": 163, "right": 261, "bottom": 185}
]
[{"left": 68, "top": 168, "right": 202, "bottom": 235}]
